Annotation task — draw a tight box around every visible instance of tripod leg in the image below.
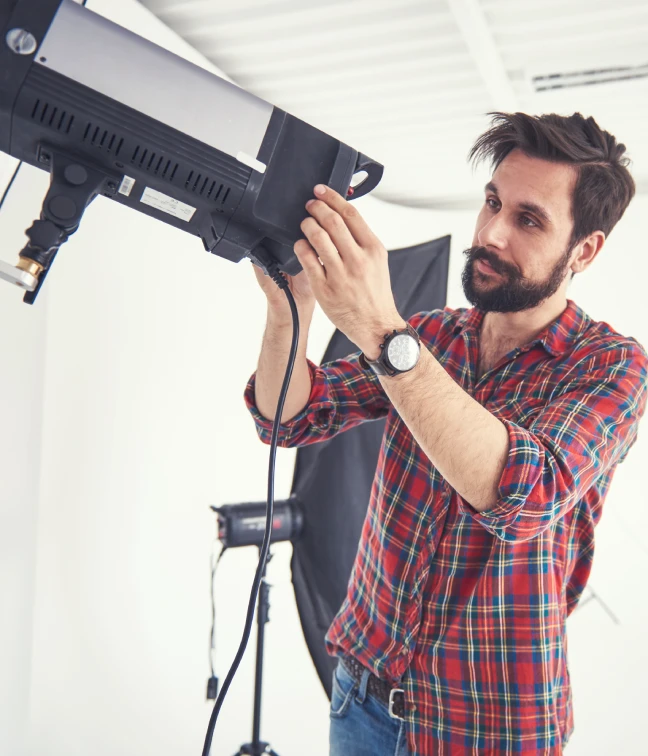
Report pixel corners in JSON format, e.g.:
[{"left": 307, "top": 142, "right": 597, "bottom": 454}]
[
  {"left": 251, "top": 550, "right": 271, "bottom": 748},
  {"left": 235, "top": 550, "right": 276, "bottom": 756}
]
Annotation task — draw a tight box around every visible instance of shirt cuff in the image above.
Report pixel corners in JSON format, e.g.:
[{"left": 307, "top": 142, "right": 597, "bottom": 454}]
[
  {"left": 458, "top": 418, "right": 543, "bottom": 535},
  {"left": 243, "top": 358, "right": 333, "bottom": 446}
]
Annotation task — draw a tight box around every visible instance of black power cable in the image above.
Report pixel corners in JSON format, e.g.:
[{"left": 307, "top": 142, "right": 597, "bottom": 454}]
[
  {"left": 206, "top": 541, "right": 226, "bottom": 700},
  {"left": 201, "top": 258, "right": 299, "bottom": 756},
  {"left": 0, "top": 161, "right": 21, "bottom": 212}
]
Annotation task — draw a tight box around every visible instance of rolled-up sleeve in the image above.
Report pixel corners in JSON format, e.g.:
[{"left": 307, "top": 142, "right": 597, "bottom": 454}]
[
  {"left": 244, "top": 351, "right": 389, "bottom": 448},
  {"left": 465, "top": 342, "right": 648, "bottom": 541}
]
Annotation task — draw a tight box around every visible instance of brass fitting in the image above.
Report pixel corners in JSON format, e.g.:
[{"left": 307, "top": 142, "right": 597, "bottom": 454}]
[{"left": 16, "top": 257, "right": 44, "bottom": 278}]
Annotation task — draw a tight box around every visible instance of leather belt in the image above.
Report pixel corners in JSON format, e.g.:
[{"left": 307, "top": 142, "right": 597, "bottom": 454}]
[{"left": 341, "top": 655, "right": 407, "bottom": 720}]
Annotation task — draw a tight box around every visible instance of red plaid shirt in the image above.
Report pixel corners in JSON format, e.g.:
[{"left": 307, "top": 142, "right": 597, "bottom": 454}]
[{"left": 244, "top": 300, "right": 647, "bottom": 754}]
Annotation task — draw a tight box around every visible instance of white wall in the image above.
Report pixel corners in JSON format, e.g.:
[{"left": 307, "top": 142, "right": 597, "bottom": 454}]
[
  {"left": 0, "top": 158, "right": 49, "bottom": 756},
  {"left": 0, "top": 2, "right": 646, "bottom": 756}
]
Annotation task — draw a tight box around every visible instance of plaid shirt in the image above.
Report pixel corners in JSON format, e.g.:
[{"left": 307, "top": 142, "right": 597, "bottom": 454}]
[{"left": 244, "top": 300, "right": 647, "bottom": 755}]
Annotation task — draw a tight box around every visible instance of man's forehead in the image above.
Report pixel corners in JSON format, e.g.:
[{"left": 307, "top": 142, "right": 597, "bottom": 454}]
[{"left": 491, "top": 150, "right": 576, "bottom": 218}]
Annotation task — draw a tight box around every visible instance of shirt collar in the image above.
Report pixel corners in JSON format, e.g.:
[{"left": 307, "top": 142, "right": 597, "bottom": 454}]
[{"left": 452, "top": 299, "right": 590, "bottom": 357}]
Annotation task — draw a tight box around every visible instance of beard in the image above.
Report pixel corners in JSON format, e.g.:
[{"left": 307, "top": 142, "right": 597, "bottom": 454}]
[{"left": 461, "top": 244, "right": 574, "bottom": 313}]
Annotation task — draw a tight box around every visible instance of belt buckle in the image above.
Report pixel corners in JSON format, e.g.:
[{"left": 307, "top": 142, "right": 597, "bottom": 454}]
[{"left": 388, "top": 688, "right": 406, "bottom": 721}]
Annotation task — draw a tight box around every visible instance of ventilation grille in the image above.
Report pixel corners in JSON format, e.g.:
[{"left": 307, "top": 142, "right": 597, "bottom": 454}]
[
  {"left": 532, "top": 63, "right": 648, "bottom": 92},
  {"left": 30, "top": 98, "right": 74, "bottom": 133},
  {"left": 82, "top": 122, "right": 124, "bottom": 155},
  {"left": 130, "top": 145, "right": 179, "bottom": 181},
  {"left": 185, "top": 170, "right": 230, "bottom": 204},
  {"left": 29, "top": 96, "right": 232, "bottom": 205}
]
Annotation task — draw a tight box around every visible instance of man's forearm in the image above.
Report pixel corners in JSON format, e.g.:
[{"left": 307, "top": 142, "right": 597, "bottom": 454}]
[
  {"left": 254, "top": 310, "right": 313, "bottom": 423},
  {"left": 378, "top": 346, "right": 510, "bottom": 512}
]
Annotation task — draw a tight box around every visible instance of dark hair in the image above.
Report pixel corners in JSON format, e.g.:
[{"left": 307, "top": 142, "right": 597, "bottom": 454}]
[{"left": 469, "top": 112, "right": 636, "bottom": 248}]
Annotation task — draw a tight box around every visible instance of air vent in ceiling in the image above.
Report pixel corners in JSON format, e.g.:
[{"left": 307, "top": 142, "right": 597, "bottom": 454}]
[
  {"left": 83, "top": 122, "right": 123, "bottom": 155},
  {"left": 532, "top": 63, "right": 648, "bottom": 93},
  {"left": 30, "top": 98, "right": 75, "bottom": 133}
]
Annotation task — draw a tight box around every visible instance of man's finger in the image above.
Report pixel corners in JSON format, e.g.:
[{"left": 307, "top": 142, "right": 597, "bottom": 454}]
[
  {"left": 312, "top": 184, "right": 377, "bottom": 248},
  {"left": 305, "top": 199, "right": 359, "bottom": 260},
  {"left": 300, "top": 217, "right": 343, "bottom": 275},
  {"left": 294, "top": 239, "right": 326, "bottom": 286}
]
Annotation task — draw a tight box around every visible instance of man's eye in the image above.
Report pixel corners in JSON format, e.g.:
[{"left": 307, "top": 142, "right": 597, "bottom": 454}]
[
  {"left": 486, "top": 198, "right": 499, "bottom": 209},
  {"left": 521, "top": 216, "right": 537, "bottom": 228}
]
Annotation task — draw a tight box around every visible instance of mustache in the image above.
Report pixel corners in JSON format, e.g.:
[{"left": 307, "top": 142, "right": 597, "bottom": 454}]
[{"left": 462, "top": 246, "right": 519, "bottom": 278}]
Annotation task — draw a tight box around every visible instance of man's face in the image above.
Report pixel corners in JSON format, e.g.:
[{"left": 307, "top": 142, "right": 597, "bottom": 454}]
[{"left": 462, "top": 149, "right": 578, "bottom": 313}]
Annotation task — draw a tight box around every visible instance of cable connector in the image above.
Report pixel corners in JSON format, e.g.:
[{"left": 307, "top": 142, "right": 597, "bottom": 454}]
[
  {"left": 268, "top": 266, "right": 289, "bottom": 291},
  {"left": 206, "top": 676, "right": 219, "bottom": 701},
  {"left": 248, "top": 247, "right": 289, "bottom": 291}
]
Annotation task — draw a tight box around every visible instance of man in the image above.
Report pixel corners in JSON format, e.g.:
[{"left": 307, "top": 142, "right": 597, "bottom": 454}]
[{"left": 244, "top": 112, "right": 648, "bottom": 755}]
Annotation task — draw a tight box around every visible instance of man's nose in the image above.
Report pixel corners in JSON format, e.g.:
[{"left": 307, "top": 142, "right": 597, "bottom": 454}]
[{"left": 477, "top": 213, "right": 508, "bottom": 249}]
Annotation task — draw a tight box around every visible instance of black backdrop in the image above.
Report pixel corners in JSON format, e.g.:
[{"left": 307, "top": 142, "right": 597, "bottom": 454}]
[{"left": 289, "top": 235, "right": 451, "bottom": 697}]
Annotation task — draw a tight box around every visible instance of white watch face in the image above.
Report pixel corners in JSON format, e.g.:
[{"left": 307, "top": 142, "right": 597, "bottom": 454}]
[{"left": 387, "top": 334, "right": 420, "bottom": 371}]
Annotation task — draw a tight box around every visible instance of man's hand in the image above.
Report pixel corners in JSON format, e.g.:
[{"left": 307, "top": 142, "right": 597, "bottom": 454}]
[
  {"left": 294, "top": 184, "right": 406, "bottom": 358},
  {"left": 251, "top": 264, "right": 315, "bottom": 327}
]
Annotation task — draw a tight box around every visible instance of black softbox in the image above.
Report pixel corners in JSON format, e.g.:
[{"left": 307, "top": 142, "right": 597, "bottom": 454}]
[{"left": 289, "top": 235, "right": 451, "bottom": 698}]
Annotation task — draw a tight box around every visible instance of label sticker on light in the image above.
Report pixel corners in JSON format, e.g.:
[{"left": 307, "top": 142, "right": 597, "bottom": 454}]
[
  {"left": 118, "top": 175, "right": 135, "bottom": 196},
  {"left": 236, "top": 151, "right": 267, "bottom": 174},
  {"left": 140, "top": 187, "right": 196, "bottom": 221}
]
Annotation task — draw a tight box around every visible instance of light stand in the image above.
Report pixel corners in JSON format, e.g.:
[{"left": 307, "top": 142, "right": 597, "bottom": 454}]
[
  {"left": 209, "top": 500, "right": 301, "bottom": 754},
  {"left": 234, "top": 548, "right": 279, "bottom": 756}
]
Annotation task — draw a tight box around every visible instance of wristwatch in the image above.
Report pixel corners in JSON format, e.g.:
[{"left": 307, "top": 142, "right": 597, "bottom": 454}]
[{"left": 359, "top": 323, "right": 421, "bottom": 377}]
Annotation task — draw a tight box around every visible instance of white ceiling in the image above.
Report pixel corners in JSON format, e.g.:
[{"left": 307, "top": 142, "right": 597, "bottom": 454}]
[{"left": 138, "top": 0, "right": 648, "bottom": 209}]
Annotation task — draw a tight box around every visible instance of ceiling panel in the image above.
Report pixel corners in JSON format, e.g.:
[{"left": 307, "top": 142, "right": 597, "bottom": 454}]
[{"left": 138, "top": 0, "right": 648, "bottom": 209}]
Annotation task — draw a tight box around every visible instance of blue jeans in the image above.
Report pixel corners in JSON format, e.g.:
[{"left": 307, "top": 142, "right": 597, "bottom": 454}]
[{"left": 329, "top": 659, "right": 409, "bottom": 756}]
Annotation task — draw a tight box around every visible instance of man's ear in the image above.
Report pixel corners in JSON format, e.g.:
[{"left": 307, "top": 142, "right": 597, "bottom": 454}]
[{"left": 571, "top": 231, "right": 605, "bottom": 274}]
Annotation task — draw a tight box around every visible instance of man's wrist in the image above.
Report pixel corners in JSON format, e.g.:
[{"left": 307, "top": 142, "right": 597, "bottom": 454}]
[
  {"left": 357, "top": 318, "right": 409, "bottom": 360},
  {"left": 267, "top": 307, "right": 314, "bottom": 330}
]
